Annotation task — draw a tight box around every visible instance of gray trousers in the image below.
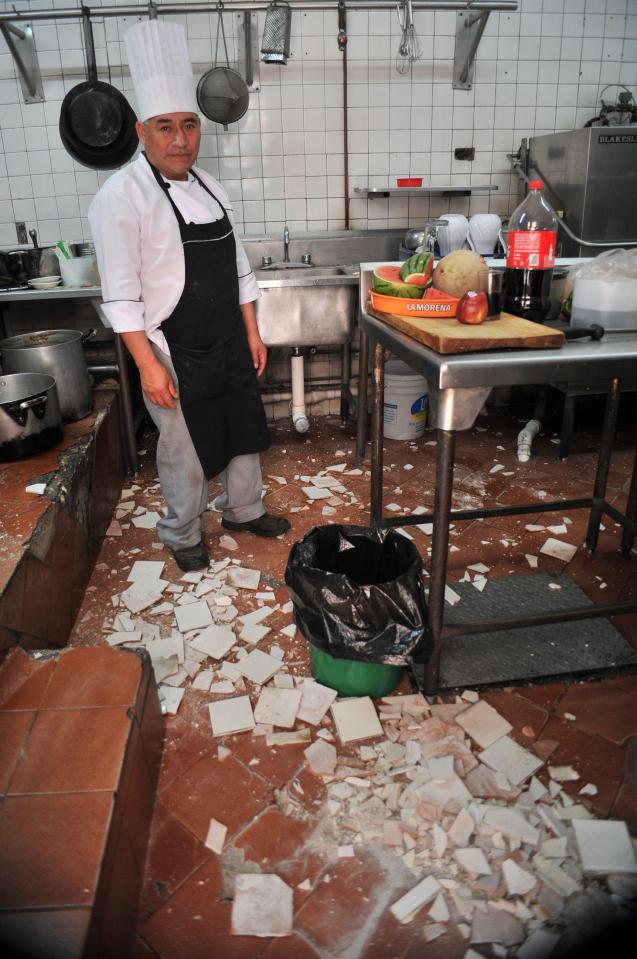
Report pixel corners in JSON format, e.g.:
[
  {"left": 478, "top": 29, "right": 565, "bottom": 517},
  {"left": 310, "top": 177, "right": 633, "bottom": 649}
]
[{"left": 143, "top": 347, "right": 264, "bottom": 551}]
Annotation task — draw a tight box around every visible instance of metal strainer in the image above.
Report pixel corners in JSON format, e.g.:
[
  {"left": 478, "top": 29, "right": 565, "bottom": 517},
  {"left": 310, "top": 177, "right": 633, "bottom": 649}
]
[{"left": 197, "top": 5, "right": 249, "bottom": 129}]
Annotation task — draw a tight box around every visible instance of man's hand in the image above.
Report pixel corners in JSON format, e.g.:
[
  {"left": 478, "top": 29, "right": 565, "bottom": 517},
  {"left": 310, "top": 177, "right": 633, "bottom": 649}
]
[
  {"left": 247, "top": 329, "right": 267, "bottom": 377},
  {"left": 140, "top": 358, "right": 178, "bottom": 409}
]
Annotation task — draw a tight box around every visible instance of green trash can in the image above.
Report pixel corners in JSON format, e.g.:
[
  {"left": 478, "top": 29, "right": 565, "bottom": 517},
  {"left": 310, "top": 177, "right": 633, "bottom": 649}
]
[{"left": 309, "top": 643, "right": 404, "bottom": 698}]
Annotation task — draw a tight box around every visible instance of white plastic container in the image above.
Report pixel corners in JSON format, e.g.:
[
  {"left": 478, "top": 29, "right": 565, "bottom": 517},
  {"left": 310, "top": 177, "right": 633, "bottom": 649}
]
[
  {"left": 383, "top": 359, "right": 427, "bottom": 440},
  {"left": 571, "top": 276, "right": 637, "bottom": 331},
  {"left": 58, "top": 253, "right": 100, "bottom": 288}
]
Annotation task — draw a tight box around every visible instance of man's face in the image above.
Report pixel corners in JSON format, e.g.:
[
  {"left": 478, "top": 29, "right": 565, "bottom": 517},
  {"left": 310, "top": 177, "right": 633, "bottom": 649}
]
[{"left": 136, "top": 112, "right": 201, "bottom": 180}]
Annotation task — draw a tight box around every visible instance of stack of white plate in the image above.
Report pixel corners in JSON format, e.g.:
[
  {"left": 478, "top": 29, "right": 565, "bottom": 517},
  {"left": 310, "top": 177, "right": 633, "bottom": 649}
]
[{"left": 27, "top": 276, "right": 62, "bottom": 290}]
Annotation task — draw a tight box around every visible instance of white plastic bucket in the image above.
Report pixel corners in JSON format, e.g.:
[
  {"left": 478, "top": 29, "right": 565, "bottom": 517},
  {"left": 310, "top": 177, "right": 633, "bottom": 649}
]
[
  {"left": 57, "top": 253, "right": 100, "bottom": 288},
  {"left": 383, "top": 359, "right": 427, "bottom": 440}
]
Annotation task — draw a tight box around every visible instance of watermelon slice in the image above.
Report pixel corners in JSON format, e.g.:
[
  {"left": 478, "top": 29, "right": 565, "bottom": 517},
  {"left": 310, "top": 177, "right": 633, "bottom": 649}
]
[
  {"left": 399, "top": 252, "right": 433, "bottom": 288},
  {"left": 373, "top": 265, "right": 424, "bottom": 299}
]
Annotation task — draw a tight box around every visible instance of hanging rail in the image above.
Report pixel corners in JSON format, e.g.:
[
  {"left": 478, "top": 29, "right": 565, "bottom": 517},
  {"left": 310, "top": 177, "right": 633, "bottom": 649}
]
[{"left": 0, "top": 2, "right": 518, "bottom": 24}]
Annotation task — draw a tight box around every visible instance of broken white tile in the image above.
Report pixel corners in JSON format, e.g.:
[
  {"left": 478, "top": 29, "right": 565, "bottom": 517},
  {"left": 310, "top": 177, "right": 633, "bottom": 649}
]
[
  {"left": 547, "top": 524, "right": 568, "bottom": 535},
  {"left": 548, "top": 765, "right": 579, "bottom": 782},
  {"left": 303, "top": 486, "right": 332, "bottom": 500},
  {"left": 105, "top": 520, "right": 122, "bottom": 537},
  {"left": 432, "top": 823, "right": 448, "bottom": 859},
  {"left": 190, "top": 624, "right": 236, "bottom": 660},
  {"left": 461, "top": 689, "right": 480, "bottom": 703},
  {"left": 235, "top": 648, "right": 283, "bottom": 685},
  {"left": 390, "top": 875, "right": 441, "bottom": 923},
  {"left": 579, "top": 782, "right": 598, "bottom": 797},
  {"left": 153, "top": 602, "right": 174, "bottom": 616},
  {"left": 331, "top": 697, "right": 383, "bottom": 744},
  {"left": 273, "top": 673, "right": 295, "bottom": 689},
  {"left": 256, "top": 591, "right": 276, "bottom": 602},
  {"left": 239, "top": 623, "right": 270, "bottom": 645},
  {"left": 24, "top": 482, "right": 46, "bottom": 495},
  {"left": 266, "top": 729, "right": 311, "bottom": 746},
  {"left": 540, "top": 537, "right": 577, "bottom": 562},
  {"left": 204, "top": 817, "right": 227, "bottom": 855},
  {"left": 429, "top": 892, "right": 450, "bottom": 923},
  {"left": 467, "top": 563, "right": 490, "bottom": 574},
  {"left": 531, "top": 854, "right": 580, "bottom": 896},
  {"left": 385, "top": 502, "right": 402, "bottom": 512},
  {"left": 127, "top": 560, "right": 165, "bottom": 582},
  {"left": 147, "top": 634, "right": 184, "bottom": 664},
  {"left": 175, "top": 600, "right": 213, "bottom": 633},
  {"left": 310, "top": 474, "right": 343, "bottom": 489},
  {"left": 106, "top": 630, "right": 142, "bottom": 646},
  {"left": 479, "top": 736, "right": 543, "bottom": 786},
  {"left": 191, "top": 669, "right": 215, "bottom": 691},
  {"left": 456, "top": 700, "right": 513, "bottom": 750},
  {"left": 490, "top": 464, "right": 504, "bottom": 474},
  {"left": 219, "top": 661, "right": 241, "bottom": 681},
  {"left": 445, "top": 585, "right": 461, "bottom": 607},
  {"left": 516, "top": 928, "right": 561, "bottom": 959},
  {"left": 227, "top": 567, "right": 261, "bottom": 590},
  {"left": 524, "top": 554, "right": 538, "bottom": 568},
  {"left": 427, "top": 755, "right": 454, "bottom": 782},
  {"left": 454, "top": 848, "right": 492, "bottom": 877},
  {"left": 501, "top": 859, "right": 537, "bottom": 896},
  {"left": 573, "top": 819, "right": 637, "bottom": 875},
  {"left": 304, "top": 739, "right": 337, "bottom": 775},
  {"left": 297, "top": 679, "right": 338, "bottom": 725},
  {"left": 131, "top": 511, "right": 162, "bottom": 529},
  {"left": 231, "top": 874, "right": 293, "bottom": 938},
  {"left": 482, "top": 806, "right": 540, "bottom": 847},
  {"left": 471, "top": 905, "right": 524, "bottom": 947},
  {"left": 472, "top": 576, "right": 487, "bottom": 593},
  {"left": 219, "top": 535, "right": 238, "bottom": 551},
  {"left": 448, "top": 808, "right": 475, "bottom": 847},
  {"left": 280, "top": 623, "right": 297, "bottom": 638},
  {"left": 540, "top": 837, "right": 568, "bottom": 859},
  {"left": 208, "top": 696, "right": 255, "bottom": 736},
  {"left": 158, "top": 666, "right": 188, "bottom": 687},
  {"left": 322, "top": 505, "right": 337, "bottom": 516},
  {"left": 238, "top": 606, "right": 275, "bottom": 626},
  {"left": 209, "top": 680, "right": 236, "bottom": 695},
  {"left": 120, "top": 577, "right": 168, "bottom": 614},
  {"left": 158, "top": 686, "right": 185, "bottom": 715},
  {"left": 254, "top": 686, "right": 302, "bottom": 728}
]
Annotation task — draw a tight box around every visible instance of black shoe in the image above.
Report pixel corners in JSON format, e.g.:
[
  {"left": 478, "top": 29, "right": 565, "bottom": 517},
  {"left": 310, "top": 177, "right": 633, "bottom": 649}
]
[
  {"left": 169, "top": 540, "right": 209, "bottom": 571},
  {"left": 221, "top": 513, "right": 291, "bottom": 538}
]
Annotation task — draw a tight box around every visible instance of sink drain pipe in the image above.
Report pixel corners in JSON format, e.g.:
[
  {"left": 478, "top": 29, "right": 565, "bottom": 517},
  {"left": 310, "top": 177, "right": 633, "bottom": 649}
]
[{"left": 291, "top": 348, "right": 310, "bottom": 433}]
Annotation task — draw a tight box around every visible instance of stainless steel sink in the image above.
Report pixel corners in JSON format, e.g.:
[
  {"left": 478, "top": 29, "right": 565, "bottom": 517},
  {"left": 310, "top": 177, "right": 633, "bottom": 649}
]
[{"left": 255, "top": 264, "right": 359, "bottom": 347}]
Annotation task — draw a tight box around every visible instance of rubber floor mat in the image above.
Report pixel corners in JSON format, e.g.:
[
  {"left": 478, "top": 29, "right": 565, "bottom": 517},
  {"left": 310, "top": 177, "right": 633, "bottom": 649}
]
[{"left": 414, "top": 572, "right": 637, "bottom": 692}]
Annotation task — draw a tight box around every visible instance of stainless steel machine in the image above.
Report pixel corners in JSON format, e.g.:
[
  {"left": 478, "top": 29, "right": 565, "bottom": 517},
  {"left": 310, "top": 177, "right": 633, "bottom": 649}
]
[{"left": 517, "top": 128, "right": 637, "bottom": 256}]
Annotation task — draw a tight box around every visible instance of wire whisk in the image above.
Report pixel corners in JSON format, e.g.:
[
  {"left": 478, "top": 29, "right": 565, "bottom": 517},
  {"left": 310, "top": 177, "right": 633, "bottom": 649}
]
[{"left": 396, "top": 0, "right": 422, "bottom": 75}]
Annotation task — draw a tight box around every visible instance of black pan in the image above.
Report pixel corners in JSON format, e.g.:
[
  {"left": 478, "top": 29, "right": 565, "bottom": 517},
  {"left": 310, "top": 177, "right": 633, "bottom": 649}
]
[{"left": 59, "top": 8, "right": 138, "bottom": 170}]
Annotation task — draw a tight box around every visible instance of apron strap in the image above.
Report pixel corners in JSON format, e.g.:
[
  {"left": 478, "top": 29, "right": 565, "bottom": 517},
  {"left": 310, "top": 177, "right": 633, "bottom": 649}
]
[{"left": 144, "top": 152, "right": 229, "bottom": 228}]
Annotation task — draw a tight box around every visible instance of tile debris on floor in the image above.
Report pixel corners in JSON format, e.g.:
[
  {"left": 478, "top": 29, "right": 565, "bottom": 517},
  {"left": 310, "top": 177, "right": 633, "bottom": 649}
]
[{"left": 66, "top": 415, "right": 637, "bottom": 958}]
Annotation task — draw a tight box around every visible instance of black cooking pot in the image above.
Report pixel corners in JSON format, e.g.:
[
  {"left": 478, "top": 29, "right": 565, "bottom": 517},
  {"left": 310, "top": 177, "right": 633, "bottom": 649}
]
[
  {"left": 59, "top": 9, "right": 138, "bottom": 171},
  {"left": 0, "top": 372, "right": 63, "bottom": 462}
]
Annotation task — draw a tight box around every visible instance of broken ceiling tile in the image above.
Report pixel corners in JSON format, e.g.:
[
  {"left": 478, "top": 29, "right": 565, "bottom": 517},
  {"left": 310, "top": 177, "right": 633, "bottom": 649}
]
[
  {"left": 231, "top": 874, "right": 293, "bottom": 938},
  {"left": 296, "top": 679, "right": 338, "bottom": 725},
  {"left": 106, "top": 630, "right": 142, "bottom": 646},
  {"left": 266, "top": 729, "right": 311, "bottom": 746},
  {"left": 190, "top": 624, "right": 236, "bottom": 659},
  {"left": 548, "top": 765, "right": 579, "bottom": 782},
  {"left": 254, "top": 686, "right": 302, "bottom": 728},
  {"left": 280, "top": 623, "right": 297, "bottom": 638},
  {"left": 547, "top": 524, "right": 568, "bottom": 535},
  {"left": 445, "top": 585, "right": 461, "bottom": 606},
  {"left": 219, "top": 535, "right": 239, "bottom": 551},
  {"left": 256, "top": 591, "right": 276, "bottom": 602},
  {"left": 146, "top": 634, "right": 185, "bottom": 664},
  {"left": 174, "top": 600, "right": 213, "bottom": 633},
  {"left": 239, "top": 623, "right": 270, "bottom": 646},
  {"left": 322, "top": 505, "right": 337, "bottom": 516},
  {"left": 573, "top": 819, "right": 637, "bottom": 875},
  {"left": 131, "top": 511, "right": 162, "bottom": 529},
  {"left": 579, "top": 783, "right": 598, "bottom": 797},
  {"left": 127, "top": 560, "right": 165, "bottom": 582},
  {"left": 472, "top": 576, "right": 487, "bottom": 592},
  {"left": 215, "top": 604, "right": 238, "bottom": 623},
  {"left": 208, "top": 695, "right": 255, "bottom": 737},
  {"left": 191, "top": 669, "right": 215, "bottom": 691},
  {"left": 427, "top": 756, "right": 454, "bottom": 782},
  {"left": 390, "top": 875, "right": 441, "bottom": 923},
  {"left": 235, "top": 648, "right": 283, "bottom": 685},
  {"left": 331, "top": 697, "right": 383, "bottom": 744},
  {"left": 204, "top": 817, "right": 227, "bottom": 855},
  {"left": 470, "top": 905, "right": 524, "bottom": 947},
  {"left": 304, "top": 739, "right": 337, "bottom": 775},
  {"left": 530, "top": 854, "right": 580, "bottom": 897},
  {"left": 454, "top": 847, "right": 492, "bottom": 877},
  {"left": 515, "top": 928, "right": 561, "bottom": 959},
  {"left": 455, "top": 700, "right": 513, "bottom": 750},
  {"left": 482, "top": 806, "right": 540, "bottom": 847},
  {"left": 227, "top": 567, "right": 261, "bottom": 590},
  {"left": 273, "top": 673, "right": 295, "bottom": 689},
  {"left": 219, "top": 661, "right": 242, "bottom": 681},
  {"left": 337, "top": 845, "right": 355, "bottom": 858},
  {"left": 539, "top": 537, "right": 577, "bottom": 562},
  {"left": 432, "top": 823, "right": 448, "bottom": 859},
  {"left": 120, "top": 577, "right": 168, "bottom": 615},
  {"left": 448, "top": 808, "right": 475, "bottom": 847},
  {"left": 467, "top": 563, "right": 490, "bottom": 574},
  {"left": 303, "top": 486, "right": 332, "bottom": 500},
  {"left": 161, "top": 666, "right": 189, "bottom": 687},
  {"left": 524, "top": 554, "right": 539, "bottom": 568},
  {"left": 238, "top": 606, "right": 275, "bottom": 626},
  {"left": 479, "top": 736, "right": 543, "bottom": 786},
  {"left": 105, "top": 520, "right": 122, "bottom": 536},
  {"left": 209, "top": 680, "right": 236, "bottom": 695},
  {"left": 501, "top": 859, "right": 538, "bottom": 896},
  {"left": 158, "top": 685, "right": 185, "bottom": 715},
  {"left": 309, "top": 474, "right": 343, "bottom": 489}
]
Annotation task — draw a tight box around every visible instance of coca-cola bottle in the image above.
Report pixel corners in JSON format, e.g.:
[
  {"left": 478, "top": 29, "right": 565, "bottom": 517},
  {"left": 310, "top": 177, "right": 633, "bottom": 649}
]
[{"left": 503, "top": 180, "right": 558, "bottom": 322}]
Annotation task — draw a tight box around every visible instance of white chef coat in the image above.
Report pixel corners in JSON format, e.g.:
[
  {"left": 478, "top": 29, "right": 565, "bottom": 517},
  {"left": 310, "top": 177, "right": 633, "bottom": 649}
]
[{"left": 88, "top": 153, "right": 259, "bottom": 355}]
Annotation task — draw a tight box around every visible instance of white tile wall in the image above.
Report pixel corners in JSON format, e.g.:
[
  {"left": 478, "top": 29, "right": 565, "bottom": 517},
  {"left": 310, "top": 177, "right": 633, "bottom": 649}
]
[{"left": 0, "top": 0, "right": 635, "bottom": 245}]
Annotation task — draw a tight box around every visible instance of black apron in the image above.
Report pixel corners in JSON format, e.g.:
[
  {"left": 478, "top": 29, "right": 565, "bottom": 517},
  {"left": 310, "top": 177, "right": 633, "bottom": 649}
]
[{"left": 148, "top": 155, "right": 270, "bottom": 479}]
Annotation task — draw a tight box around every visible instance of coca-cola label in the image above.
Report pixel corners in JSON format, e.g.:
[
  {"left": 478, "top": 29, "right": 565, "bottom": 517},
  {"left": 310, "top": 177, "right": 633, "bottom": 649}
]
[{"left": 507, "top": 230, "right": 557, "bottom": 269}]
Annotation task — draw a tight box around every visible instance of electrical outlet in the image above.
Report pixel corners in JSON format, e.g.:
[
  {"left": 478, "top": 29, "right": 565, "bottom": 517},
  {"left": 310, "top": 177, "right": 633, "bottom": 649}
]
[{"left": 15, "top": 222, "right": 28, "bottom": 244}]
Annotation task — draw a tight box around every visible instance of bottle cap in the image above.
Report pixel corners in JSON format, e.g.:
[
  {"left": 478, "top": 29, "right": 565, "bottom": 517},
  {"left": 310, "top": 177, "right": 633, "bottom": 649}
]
[{"left": 529, "top": 180, "right": 543, "bottom": 189}]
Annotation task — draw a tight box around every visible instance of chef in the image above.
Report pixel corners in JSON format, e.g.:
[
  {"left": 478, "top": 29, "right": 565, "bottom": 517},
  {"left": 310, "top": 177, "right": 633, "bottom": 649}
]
[{"left": 89, "top": 19, "right": 289, "bottom": 571}]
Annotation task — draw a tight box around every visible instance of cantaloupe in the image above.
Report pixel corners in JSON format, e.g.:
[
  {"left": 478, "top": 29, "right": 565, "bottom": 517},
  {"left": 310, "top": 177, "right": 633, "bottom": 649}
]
[{"left": 432, "top": 250, "right": 486, "bottom": 299}]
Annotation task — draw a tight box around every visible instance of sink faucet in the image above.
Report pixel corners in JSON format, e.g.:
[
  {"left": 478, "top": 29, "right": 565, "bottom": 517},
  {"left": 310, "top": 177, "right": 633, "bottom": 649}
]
[{"left": 283, "top": 225, "right": 290, "bottom": 263}]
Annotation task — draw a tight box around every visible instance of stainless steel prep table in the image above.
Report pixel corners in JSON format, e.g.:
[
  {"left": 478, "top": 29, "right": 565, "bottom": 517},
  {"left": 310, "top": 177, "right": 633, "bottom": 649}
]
[
  {"left": 357, "top": 263, "right": 637, "bottom": 695},
  {"left": 0, "top": 285, "right": 138, "bottom": 472}
]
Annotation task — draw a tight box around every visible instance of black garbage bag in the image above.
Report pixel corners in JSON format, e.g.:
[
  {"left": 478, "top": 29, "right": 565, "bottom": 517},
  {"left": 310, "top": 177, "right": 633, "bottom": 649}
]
[{"left": 285, "top": 524, "right": 429, "bottom": 667}]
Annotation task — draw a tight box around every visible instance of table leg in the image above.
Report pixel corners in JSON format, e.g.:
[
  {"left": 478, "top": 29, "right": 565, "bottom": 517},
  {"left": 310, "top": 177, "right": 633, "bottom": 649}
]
[
  {"left": 340, "top": 342, "right": 351, "bottom": 424},
  {"left": 113, "top": 333, "right": 138, "bottom": 475},
  {"left": 356, "top": 329, "right": 370, "bottom": 462},
  {"left": 370, "top": 341, "right": 385, "bottom": 526},
  {"left": 423, "top": 428, "right": 456, "bottom": 696},
  {"left": 559, "top": 394, "right": 576, "bottom": 460},
  {"left": 621, "top": 448, "right": 637, "bottom": 555},
  {"left": 586, "top": 377, "right": 620, "bottom": 551}
]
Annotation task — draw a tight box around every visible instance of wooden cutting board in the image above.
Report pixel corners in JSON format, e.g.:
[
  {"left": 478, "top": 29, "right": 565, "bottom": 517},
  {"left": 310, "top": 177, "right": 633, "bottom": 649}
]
[{"left": 367, "top": 304, "right": 565, "bottom": 354}]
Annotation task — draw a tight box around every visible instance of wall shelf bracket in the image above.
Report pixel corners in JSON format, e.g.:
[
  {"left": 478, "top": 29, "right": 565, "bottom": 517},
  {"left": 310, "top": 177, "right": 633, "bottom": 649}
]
[
  {"left": 0, "top": 21, "right": 44, "bottom": 103},
  {"left": 453, "top": 9, "right": 490, "bottom": 91}
]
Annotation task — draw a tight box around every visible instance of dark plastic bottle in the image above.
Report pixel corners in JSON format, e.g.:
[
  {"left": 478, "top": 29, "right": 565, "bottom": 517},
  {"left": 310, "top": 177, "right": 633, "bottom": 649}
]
[{"left": 503, "top": 180, "right": 558, "bottom": 323}]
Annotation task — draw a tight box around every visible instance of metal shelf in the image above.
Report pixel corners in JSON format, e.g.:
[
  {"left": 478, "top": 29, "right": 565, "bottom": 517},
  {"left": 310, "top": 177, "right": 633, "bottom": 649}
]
[{"left": 354, "top": 185, "right": 499, "bottom": 198}]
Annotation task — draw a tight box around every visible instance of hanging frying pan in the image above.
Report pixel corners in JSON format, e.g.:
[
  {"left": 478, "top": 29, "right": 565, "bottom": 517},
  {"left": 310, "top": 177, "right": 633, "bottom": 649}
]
[
  {"left": 59, "top": 7, "right": 138, "bottom": 170},
  {"left": 197, "top": 5, "right": 249, "bottom": 130}
]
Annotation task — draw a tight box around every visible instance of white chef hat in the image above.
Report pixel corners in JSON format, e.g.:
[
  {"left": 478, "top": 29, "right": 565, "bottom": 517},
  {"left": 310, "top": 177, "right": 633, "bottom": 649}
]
[{"left": 124, "top": 19, "right": 199, "bottom": 122}]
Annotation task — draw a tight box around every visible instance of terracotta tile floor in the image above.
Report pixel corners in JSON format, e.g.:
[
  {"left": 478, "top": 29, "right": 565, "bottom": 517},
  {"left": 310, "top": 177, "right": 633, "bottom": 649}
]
[{"left": 66, "top": 408, "right": 637, "bottom": 958}]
